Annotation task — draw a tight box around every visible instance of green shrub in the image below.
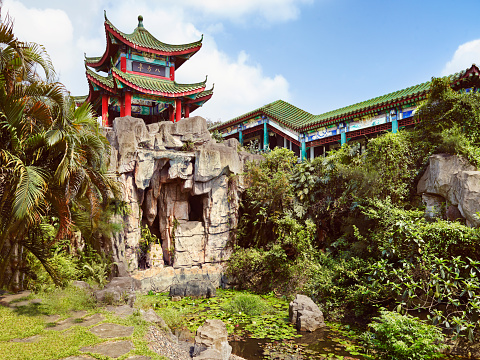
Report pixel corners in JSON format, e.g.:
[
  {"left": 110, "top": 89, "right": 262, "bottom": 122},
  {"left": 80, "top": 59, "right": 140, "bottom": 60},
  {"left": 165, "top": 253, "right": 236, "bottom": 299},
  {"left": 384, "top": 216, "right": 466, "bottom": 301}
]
[
  {"left": 363, "top": 309, "right": 446, "bottom": 360},
  {"left": 36, "top": 284, "right": 96, "bottom": 315},
  {"left": 223, "top": 293, "right": 271, "bottom": 316},
  {"left": 157, "top": 307, "right": 186, "bottom": 330}
]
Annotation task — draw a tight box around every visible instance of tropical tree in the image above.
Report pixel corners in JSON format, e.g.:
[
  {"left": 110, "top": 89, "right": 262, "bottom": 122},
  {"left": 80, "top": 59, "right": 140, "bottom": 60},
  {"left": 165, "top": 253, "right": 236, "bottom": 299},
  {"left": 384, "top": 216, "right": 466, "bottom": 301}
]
[{"left": 0, "top": 14, "right": 119, "bottom": 290}]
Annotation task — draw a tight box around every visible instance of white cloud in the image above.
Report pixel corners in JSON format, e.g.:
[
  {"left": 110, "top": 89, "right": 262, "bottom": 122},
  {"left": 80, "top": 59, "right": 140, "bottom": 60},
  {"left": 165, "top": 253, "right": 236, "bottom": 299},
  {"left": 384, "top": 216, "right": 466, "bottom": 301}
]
[
  {"left": 178, "top": 42, "right": 290, "bottom": 122},
  {"left": 442, "top": 39, "right": 480, "bottom": 76},
  {"left": 3, "top": 0, "right": 75, "bottom": 76},
  {"left": 178, "top": 0, "right": 314, "bottom": 23},
  {"left": 2, "top": 0, "right": 292, "bottom": 121}
]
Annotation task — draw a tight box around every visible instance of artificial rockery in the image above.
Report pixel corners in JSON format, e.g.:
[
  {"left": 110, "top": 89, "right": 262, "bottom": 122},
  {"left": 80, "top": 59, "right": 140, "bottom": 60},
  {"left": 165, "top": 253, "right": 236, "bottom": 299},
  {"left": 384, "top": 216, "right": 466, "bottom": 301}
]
[{"left": 104, "top": 115, "right": 261, "bottom": 292}]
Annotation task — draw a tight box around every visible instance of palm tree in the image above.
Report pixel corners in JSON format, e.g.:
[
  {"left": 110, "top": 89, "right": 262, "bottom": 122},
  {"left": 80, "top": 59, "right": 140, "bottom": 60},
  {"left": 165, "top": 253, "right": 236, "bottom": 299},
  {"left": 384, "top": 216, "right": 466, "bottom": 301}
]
[{"left": 0, "top": 14, "right": 120, "bottom": 290}]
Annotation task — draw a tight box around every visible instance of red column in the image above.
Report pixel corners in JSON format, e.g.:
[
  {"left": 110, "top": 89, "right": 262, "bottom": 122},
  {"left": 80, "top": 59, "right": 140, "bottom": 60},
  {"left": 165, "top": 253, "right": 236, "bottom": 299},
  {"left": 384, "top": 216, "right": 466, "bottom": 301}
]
[
  {"left": 184, "top": 104, "right": 190, "bottom": 118},
  {"left": 124, "top": 91, "right": 132, "bottom": 116},
  {"left": 119, "top": 97, "right": 125, "bottom": 117},
  {"left": 169, "top": 105, "right": 174, "bottom": 122},
  {"left": 175, "top": 98, "right": 181, "bottom": 122},
  {"left": 102, "top": 94, "right": 109, "bottom": 126},
  {"left": 170, "top": 66, "right": 175, "bottom": 81},
  {"left": 120, "top": 56, "right": 126, "bottom": 72}
]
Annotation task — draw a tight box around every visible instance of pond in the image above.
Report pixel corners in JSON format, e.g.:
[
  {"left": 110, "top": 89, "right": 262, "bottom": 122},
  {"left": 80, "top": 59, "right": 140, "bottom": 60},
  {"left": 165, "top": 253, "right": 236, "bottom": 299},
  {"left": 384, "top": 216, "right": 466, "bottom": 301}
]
[
  {"left": 141, "top": 290, "right": 469, "bottom": 360},
  {"left": 231, "top": 324, "right": 368, "bottom": 360}
]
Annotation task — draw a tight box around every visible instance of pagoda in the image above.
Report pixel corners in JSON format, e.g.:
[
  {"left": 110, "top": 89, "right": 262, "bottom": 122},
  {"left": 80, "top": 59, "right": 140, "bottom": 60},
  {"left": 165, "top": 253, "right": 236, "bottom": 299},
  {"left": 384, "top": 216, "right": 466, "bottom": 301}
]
[{"left": 79, "top": 12, "right": 213, "bottom": 126}]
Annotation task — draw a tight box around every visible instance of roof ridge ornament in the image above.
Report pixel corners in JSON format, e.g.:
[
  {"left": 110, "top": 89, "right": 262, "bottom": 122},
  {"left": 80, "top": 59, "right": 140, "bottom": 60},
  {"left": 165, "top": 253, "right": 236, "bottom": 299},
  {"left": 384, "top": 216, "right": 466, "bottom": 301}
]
[
  {"left": 138, "top": 15, "right": 144, "bottom": 28},
  {"left": 104, "top": 10, "right": 108, "bottom": 21}
]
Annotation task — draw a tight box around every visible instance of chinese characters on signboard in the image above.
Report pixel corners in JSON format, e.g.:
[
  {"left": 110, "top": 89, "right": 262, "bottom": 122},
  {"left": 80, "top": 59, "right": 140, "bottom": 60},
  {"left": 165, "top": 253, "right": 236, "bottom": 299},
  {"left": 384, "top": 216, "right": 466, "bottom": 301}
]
[{"left": 132, "top": 61, "right": 166, "bottom": 77}]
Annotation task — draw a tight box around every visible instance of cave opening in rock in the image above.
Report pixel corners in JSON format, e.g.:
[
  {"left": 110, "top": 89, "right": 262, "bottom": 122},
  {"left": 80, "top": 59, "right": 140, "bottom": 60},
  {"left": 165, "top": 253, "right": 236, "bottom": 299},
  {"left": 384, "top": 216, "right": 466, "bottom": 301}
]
[{"left": 189, "top": 195, "right": 205, "bottom": 221}]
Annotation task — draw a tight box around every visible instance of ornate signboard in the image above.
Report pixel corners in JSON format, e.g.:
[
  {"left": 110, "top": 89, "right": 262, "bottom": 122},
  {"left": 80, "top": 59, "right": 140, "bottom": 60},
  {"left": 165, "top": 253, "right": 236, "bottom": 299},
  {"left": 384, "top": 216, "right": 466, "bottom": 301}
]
[{"left": 132, "top": 61, "right": 166, "bottom": 77}]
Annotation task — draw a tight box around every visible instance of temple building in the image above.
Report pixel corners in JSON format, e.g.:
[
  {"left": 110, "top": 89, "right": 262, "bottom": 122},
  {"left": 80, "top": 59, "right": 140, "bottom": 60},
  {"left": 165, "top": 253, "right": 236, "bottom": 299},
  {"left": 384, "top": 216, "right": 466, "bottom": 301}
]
[
  {"left": 212, "top": 64, "right": 480, "bottom": 161},
  {"left": 75, "top": 12, "right": 213, "bottom": 126}
]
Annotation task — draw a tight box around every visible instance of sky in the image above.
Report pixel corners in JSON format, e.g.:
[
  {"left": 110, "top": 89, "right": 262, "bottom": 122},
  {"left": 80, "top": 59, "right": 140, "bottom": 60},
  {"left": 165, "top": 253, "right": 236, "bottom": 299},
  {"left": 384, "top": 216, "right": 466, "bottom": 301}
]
[{"left": 3, "top": 0, "right": 480, "bottom": 123}]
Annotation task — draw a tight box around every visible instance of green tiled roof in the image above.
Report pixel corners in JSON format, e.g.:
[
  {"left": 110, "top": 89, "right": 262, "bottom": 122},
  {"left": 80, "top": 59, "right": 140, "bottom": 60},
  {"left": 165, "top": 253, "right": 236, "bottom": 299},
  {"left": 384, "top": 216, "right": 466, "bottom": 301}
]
[
  {"left": 105, "top": 14, "right": 202, "bottom": 54},
  {"left": 216, "top": 64, "right": 480, "bottom": 133},
  {"left": 193, "top": 87, "right": 214, "bottom": 100},
  {"left": 111, "top": 66, "right": 206, "bottom": 95},
  {"left": 86, "top": 67, "right": 115, "bottom": 89},
  {"left": 216, "top": 81, "right": 431, "bottom": 132},
  {"left": 85, "top": 56, "right": 102, "bottom": 65},
  {"left": 71, "top": 95, "right": 88, "bottom": 103}
]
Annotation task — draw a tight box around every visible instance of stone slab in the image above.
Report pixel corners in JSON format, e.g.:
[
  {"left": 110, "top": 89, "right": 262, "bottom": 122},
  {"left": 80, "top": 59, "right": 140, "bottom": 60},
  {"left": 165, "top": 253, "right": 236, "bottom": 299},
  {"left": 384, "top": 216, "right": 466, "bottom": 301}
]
[
  {"left": 10, "top": 335, "right": 41, "bottom": 343},
  {"left": 89, "top": 323, "right": 135, "bottom": 338},
  {"left": 78, "top": 313, "right": 105, "bottom": 327},
  {"left": 0, "top": 290, "right": 31, "bottom": 307},
  {"left": 80, "top": 340, "right": 133, "bottom": 358},
  {"left": 106, "top": 304, "right": 136, "bottom": 318}
]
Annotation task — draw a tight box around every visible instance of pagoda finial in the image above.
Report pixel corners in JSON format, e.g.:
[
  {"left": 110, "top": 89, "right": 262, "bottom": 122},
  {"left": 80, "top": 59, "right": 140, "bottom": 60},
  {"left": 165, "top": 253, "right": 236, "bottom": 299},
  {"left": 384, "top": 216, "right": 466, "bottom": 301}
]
[{"left": 138, "top": 15, "right": 144, "bottom": 28}]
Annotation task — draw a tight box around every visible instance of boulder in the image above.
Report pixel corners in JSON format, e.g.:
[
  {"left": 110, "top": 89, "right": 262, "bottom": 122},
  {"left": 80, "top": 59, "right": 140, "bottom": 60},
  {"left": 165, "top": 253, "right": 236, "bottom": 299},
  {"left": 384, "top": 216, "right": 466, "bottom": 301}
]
[
  {"left": 94, "top": 277, "right": 141, "bottom": 306},
  {"left": 417, "top": 154, "right": 480, "bottom": 227},
  {"left": 169, "top": 279, "right": 216, "bottom": 298},
  {"left": 193, "top": 319, "right": 231, "bottom": 360},
  {"left": 289, "top": 294, "right": 325, "bottom": 332}
]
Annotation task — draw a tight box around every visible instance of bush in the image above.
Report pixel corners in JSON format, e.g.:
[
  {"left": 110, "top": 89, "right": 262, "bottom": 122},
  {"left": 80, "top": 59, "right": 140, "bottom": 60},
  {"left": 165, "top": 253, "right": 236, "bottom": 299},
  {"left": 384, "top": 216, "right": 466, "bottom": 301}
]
[
  {"left": 37, "top": 284, "right": 96, "bottom": 315},
  {"left": 157, "top": 307, "right": 186, "bottom": 330},
  {"left": 223, "top": 293, "right": 271, "bottom": 316},
  {"left": 363, "top": 309, "right": 446, "bottom": 360}
]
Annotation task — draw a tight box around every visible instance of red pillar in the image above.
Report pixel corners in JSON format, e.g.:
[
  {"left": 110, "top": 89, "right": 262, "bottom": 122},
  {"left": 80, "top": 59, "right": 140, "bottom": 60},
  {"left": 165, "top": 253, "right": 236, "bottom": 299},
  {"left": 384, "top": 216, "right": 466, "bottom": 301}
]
[
  {"left": 102, "top": 94, "right": 109, "bottom": 127},
  {"left": 120, "top": 56, "right": 126, "bottom": 72},
  {"left": 169, "top": 105, "right": 174, "bottom": 122},
  {"left": 175, "top": 98, "right": 181, "bottom": 122},
  {"left": 124, "top": 91, "right": 132, "bottom": 116},
  {"left": 119, "top": 97, "right": 125, "bottom": 117},
  {"left": 184, "top": 104, "right": 190, "bottom": 118},
  {"left": 170, "top": 66, "right": 175, "bottom": 81}
]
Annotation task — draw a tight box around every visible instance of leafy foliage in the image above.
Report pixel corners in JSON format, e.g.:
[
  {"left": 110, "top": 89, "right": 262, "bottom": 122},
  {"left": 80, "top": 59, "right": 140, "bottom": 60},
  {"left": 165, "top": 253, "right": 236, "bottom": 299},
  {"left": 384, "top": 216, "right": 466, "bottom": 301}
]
[
  {"left": 0, "top": 15, "right": 120, "bottom": 290},
  {"left": 363, "top": 309, "right": 446, "bottom": 360}
]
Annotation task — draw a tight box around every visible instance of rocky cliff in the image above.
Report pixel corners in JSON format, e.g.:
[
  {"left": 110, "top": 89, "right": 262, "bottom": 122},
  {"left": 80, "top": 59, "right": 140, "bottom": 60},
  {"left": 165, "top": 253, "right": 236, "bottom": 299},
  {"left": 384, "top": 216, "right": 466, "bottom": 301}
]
[
  {"left": 104, "top": 116, "right": 262, "bottom": 291},
  {"left": 417, "top": 154, "right": 480, "bottom": 227}
]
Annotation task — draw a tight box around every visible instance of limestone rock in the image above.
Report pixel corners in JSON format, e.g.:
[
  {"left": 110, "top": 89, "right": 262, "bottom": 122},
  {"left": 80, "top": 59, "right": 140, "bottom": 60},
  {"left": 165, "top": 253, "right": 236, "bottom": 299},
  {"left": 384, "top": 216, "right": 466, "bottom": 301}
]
[
  {"left": 417, "top": 154, "right": 480, "bottom": 227},
  {"left": 169, "top": 279, "right": 216, "bottom": 298},
  {"left": 193, "top": 319, "right": 231, "bottom": 360},
  {"left": 105, "top": 115, "right": 263, "bottom": 289},
  {"left": 94, "top": 277, "right": 141, "bottom": 306},
  {"left": 174, "top": 220, "right": 205, "bottom": 266},
  {"left": 289, "top": 294, "right": 325, "bottom": 332},
  {"left": 113, "top": 116, "right": 149, "bottom": 172}
]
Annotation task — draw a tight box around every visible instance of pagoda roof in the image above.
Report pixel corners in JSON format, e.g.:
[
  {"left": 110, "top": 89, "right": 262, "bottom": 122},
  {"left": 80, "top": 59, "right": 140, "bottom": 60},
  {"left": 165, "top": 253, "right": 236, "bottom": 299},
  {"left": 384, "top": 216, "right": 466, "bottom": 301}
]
[
  {"left": 105, "top": 14, "right": 202, "bottom": 55},
  {"left": 215, "top": 64, "right": 480, "bottom": 133},
  {"left": 86, "top": 67, "right": 116, "bottom": 92},
  {"left": 193, "top": 86, "right": 214, "bottom": 100},
  {"left": 86, "top": 13, "right": 202, "bottom": 71},
  {"left": 111, "top": 66, "right": 206, "bottom": 97}
]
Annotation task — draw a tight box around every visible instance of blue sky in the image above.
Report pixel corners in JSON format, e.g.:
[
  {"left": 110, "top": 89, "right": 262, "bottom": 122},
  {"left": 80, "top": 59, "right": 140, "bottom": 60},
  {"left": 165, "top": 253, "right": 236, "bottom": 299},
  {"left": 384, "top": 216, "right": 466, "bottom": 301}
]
[{"left": 3, "top": 0, "right": 480, "bottom": 122}]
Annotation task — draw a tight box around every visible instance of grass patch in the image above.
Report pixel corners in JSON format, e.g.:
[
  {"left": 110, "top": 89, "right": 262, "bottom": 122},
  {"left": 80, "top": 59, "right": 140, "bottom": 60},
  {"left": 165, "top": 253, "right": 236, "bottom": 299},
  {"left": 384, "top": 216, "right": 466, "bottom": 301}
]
[
  {"left": 223, "top": 293, "right": 272, "bottom": 316},
  {"left": 35, "top": 284, "right": 96, "bottom": 315},
  {"left": 157, "top": 307, "right": 186, "bottom": 330},
  {"left": 0, "top": 286, "right": 166, "bottom": 360},
  {"left": 0, "top": 306, "right": 46, "bottom": 341}
]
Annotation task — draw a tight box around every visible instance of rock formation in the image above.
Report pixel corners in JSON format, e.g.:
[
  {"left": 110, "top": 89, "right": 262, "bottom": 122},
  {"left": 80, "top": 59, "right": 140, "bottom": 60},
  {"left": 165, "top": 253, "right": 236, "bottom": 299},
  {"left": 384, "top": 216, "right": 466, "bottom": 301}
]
[
  {"left": 289, "top": 294, "right": 325, "bottom": 332},
  {"left": 193, "top": 319, "right": 232, "bottom": 360},
  {"left": 417, "top": 154, "right": 480, "bottom": 227},
  {"left": 104, "top": 116, "right": 262, "bottom": 291}
]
